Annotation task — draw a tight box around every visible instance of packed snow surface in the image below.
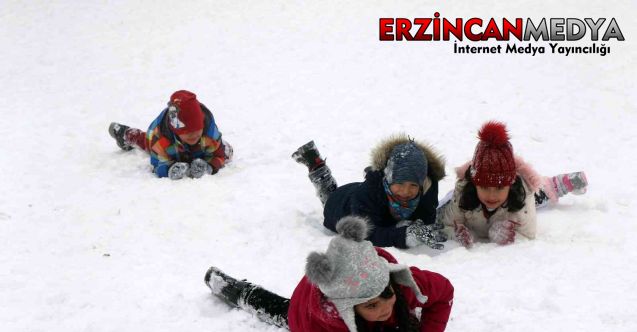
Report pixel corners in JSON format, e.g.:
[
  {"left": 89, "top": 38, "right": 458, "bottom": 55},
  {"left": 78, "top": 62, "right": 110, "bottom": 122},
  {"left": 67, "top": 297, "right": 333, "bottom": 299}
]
[{"left": 1, "top": 1, "right": 636, "bottom": 331}]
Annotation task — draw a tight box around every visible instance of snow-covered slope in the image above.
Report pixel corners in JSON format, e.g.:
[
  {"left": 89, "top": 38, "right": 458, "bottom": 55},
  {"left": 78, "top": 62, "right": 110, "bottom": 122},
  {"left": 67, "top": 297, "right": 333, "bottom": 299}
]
[{"left": 1, "top": 1, "right": 636, "bottom": 331}]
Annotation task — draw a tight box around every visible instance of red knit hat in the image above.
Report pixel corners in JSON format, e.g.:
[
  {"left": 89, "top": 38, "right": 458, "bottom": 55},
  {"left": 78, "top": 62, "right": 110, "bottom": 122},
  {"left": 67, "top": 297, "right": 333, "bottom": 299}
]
[
  {"left": 167, "top": 90, "right": 204, "bottom": 135},
  {"left": 470, "top": 121, "right": 516, "bottom": 187}
]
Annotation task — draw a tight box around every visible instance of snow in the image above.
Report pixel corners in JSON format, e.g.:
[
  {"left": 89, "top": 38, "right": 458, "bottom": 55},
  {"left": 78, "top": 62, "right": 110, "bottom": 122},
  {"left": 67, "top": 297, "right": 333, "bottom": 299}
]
[{"left": 1, "top": 0, "right": 636, "bottom": 331}]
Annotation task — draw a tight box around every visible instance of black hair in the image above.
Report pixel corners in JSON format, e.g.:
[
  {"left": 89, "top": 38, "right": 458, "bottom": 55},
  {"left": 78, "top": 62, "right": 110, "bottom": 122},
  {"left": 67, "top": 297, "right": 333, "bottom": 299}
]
[
  {"left": 355, "top": 277, "right": 420, "bottom": 332},
  {"left": 458, "top": 167, "right": 526, "bottom": 213}
]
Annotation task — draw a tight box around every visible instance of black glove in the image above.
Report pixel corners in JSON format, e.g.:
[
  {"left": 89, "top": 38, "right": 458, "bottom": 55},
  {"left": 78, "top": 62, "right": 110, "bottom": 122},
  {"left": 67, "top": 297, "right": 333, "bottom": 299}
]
[
  {"left": 168, "top": 162, "right": 190, "bottom": 180},
  {"left": 190, "top": 158, "right": 213, "bottom": 178},
  {"left": 406, "top": 220, "right": 447, "bottom": 249}
]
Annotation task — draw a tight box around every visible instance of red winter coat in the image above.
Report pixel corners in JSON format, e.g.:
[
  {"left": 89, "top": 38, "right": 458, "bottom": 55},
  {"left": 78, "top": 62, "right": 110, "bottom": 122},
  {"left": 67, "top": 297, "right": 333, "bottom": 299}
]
[{"left": 287, "top": 248, "right": 454, "bottom": 332}]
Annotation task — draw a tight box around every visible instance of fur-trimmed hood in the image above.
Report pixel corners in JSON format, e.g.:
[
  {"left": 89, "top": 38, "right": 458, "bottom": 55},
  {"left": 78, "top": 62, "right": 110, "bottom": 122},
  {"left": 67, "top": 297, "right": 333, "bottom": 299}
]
[
  {"left": 369, "top": 134, "right": 446, "bottom": 182},
  {"left": 455, "top": 155, "right": 542, "bottom": 192}
]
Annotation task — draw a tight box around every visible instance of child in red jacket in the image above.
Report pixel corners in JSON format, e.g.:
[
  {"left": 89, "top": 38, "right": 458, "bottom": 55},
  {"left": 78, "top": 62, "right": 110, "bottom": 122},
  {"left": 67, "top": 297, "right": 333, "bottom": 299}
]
[{"left": 205, "top": 216, "right": 454, "bottom": 332}]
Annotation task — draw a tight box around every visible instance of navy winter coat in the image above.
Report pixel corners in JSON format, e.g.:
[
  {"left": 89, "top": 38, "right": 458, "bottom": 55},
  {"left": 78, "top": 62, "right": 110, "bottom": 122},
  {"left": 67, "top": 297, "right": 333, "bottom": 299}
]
[{"left": 323, "top": 136, "right": 446, "bottom": 249}]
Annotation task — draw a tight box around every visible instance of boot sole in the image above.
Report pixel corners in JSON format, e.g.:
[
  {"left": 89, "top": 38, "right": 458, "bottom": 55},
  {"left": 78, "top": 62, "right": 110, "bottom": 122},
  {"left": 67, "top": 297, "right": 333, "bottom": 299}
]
[
  {"left": 108, "top": 122, "right": 134, "bottom": 151},
  {"left": 108, "top": 123, "right": 119, "bottom": 139}
]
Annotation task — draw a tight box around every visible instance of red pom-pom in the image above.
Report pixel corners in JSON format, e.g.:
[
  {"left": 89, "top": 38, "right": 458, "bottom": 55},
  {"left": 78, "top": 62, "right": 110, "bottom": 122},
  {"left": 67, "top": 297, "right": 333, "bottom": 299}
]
[{"left": 478, "top": 121, "right": 510, "bottom": 146}]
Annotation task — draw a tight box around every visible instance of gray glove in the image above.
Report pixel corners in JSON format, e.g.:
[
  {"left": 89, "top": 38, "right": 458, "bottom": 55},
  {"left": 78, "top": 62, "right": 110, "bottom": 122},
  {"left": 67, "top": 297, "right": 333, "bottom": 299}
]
[
  {"left": 168, "top": 162, "right": 190, "bottom": 180},
  {"left": 190, "top": 158, "right": 213, "bottom": 178},
  {"left": 406, "top": 219, "right": 447, "bottom": 249}
]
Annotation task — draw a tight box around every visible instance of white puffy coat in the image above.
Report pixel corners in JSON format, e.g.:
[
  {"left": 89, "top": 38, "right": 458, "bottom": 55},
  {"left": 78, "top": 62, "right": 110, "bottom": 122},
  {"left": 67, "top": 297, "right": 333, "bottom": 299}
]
[{"left": 438, "top": 156, "right": 547, "bottom": 241}]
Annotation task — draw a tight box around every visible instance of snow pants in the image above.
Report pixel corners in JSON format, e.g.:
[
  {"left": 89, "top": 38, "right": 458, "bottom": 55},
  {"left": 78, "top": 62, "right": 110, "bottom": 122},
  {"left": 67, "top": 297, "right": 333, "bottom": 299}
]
[{"left": 123, "top": 127, "right": 148, "bottom": 151}]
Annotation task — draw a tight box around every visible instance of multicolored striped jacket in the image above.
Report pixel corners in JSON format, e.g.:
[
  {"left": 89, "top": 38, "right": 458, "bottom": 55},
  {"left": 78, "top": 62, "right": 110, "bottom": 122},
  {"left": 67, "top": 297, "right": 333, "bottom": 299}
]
[{"left": 146, "top": 104, "right": 226, "bottom": 178}]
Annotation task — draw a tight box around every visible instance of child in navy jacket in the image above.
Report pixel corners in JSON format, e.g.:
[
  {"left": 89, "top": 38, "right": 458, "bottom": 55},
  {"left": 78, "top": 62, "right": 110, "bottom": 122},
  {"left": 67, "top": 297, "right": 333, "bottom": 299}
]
[{"left": 292, "top": 135, "right": 447, "bottom": 249}]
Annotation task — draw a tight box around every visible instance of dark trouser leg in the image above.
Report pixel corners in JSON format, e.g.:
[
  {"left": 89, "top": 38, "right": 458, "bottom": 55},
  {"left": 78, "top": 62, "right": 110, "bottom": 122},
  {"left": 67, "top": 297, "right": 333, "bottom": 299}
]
[
  {"left": 309, "top": 165, "right": 338, "bottom": 206},
  {"left": 124, "top": 128, "right": 148, "bottom": 151},
  {"left": 240, "top": 285, "right": 290, "bottom": 328},
  {"left": 205, "top": 267, "right": 289, "bottom": 329},
  {"left": 534, "top": 188, "right": 551, "bottom": 209}
]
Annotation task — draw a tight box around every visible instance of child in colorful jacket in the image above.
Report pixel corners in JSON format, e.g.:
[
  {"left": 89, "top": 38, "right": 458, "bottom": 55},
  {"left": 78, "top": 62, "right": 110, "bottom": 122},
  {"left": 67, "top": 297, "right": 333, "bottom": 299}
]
[
  {"left": 108, "top": 90, "right": 232, "bottom": 179},
  {"left": 205, "top": 216, "right": 454, "bottom": 332},
  {"left": 437, "top": 121, "right": 588, "bottom": 247},
  {"left": 291, "top": 135, "right": 448, "bottom": 250}
]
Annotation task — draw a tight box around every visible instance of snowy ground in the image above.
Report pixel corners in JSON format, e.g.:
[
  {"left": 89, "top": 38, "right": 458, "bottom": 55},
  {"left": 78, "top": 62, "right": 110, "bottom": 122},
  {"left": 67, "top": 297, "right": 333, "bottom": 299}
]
[{"left": 2, "top": 1, "right": 636, "bottom": 331}]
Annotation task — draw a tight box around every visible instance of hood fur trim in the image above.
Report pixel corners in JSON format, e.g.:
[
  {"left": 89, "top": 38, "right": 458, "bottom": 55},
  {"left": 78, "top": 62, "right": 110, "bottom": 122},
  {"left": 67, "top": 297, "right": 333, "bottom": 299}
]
[
  {"left": 455, "top": 155, "right": 542, "bottom": 192},
  {"left": 370, "top": 134, "right": 446, "bottom": 182}
]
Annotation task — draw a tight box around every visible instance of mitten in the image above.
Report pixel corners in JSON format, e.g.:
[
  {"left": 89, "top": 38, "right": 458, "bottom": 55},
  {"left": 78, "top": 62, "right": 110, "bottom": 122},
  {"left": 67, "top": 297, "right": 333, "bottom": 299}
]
[
  {"left": 190, "top": 158, "right": 213, "bottom": 178},
  {"left": 168, "top": 162, "right": 190, "bottom": 180},
  {"left": 454, "top": 223, "right": 474, "bottom": 248},
  {"left": 406, "top": 219, "right": 447, "bottom": 249},
  {"left": 488, "top": 219, "right": 517, "bottom": 245}
]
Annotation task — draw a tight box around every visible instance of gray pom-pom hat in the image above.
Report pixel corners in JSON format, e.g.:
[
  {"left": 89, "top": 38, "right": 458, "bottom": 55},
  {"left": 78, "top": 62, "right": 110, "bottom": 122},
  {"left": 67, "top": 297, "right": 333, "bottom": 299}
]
[{"left": 305, "top": 216, "right": 428, "bottom": 331}]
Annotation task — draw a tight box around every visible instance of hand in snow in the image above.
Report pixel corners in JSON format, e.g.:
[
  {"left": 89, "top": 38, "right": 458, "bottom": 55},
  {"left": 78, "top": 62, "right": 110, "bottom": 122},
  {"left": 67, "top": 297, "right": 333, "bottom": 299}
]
[
  {"left": 454, "top": 222, "right": 474, "bottom": 248},
  {"left": 168, "top": 162, "right": 190, "bottom": 180},
  {"left": 190, "top": 158, "right": 213, "bottom": 178},
  {"left": 406, "top": 219, "right": 447, "bottom": 250},
  {"left": 488, "top": 219, "right": 519, "bottom": 245}
]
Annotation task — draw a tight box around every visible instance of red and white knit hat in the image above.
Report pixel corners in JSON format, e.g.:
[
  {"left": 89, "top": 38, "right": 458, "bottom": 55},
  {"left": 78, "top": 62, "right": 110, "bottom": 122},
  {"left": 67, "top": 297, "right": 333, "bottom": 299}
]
[
  {"left": 167, "top": 90, "right": 204, "bottom": 135},
  {"left": 470, "top": 121, "right": 516, "bottom": 187}
]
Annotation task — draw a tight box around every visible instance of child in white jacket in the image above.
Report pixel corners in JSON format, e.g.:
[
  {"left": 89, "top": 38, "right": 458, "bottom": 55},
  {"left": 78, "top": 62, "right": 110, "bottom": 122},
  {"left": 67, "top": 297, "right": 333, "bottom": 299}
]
[{"left": 437, "top": 121, "right": 587, "bottom": 247}]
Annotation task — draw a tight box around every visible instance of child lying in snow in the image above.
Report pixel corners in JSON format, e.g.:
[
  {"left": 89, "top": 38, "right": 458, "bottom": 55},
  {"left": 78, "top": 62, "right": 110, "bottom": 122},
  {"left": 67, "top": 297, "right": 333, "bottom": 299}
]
[
  {"left": 292, "top": 135, "right": 448, "bottom": 250},
  {"left": 205, "top": 216, "right": 454, "bottom": 332},
  {"left": 108, "top": 90, "right": 232, "bottom": 179},
  {"left": 437, "top": 121, "right": 588, "bottom": 247}
]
